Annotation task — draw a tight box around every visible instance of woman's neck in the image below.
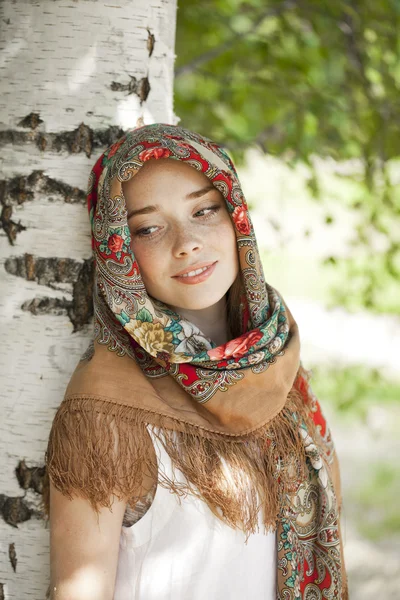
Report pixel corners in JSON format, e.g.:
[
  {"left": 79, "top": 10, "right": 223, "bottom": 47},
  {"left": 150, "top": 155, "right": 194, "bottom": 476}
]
[{"left": 171, "top": 296, "right": 230, "bottom": 347}]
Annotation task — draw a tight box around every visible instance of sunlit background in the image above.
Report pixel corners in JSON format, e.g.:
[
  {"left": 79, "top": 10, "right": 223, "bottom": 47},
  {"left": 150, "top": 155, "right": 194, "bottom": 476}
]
[{"left": 175, "top": 2, "right": 400, "bottom": 597}]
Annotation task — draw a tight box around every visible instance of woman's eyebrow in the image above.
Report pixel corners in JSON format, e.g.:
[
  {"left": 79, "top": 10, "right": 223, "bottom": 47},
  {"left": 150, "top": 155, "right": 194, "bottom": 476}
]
[
  {"left": 127, "top": 205, "right": 158, "bottom": 220},
  {"left": 127, "top": 185, "right": 216, "bottom": 220},
  {"left": 185, "top": 184, "right": 216, "bottom": 199}
]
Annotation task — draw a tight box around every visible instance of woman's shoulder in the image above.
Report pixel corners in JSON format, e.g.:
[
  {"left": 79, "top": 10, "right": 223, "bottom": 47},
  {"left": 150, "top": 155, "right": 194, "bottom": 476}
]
[{"left": 43, "top": 396, "right": 158, "bottom": 519}]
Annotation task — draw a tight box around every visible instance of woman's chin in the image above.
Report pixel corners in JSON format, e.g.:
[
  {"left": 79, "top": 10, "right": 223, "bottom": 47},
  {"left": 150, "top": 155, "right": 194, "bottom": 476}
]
[{"left": 164, "top": 290, "right": 228, "bottom": 313}]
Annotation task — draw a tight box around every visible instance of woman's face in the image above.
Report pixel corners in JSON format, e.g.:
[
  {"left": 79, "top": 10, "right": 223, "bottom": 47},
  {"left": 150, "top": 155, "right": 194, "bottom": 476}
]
[{"left": 122, "top": 158, "right": 239, "bottom": 312}]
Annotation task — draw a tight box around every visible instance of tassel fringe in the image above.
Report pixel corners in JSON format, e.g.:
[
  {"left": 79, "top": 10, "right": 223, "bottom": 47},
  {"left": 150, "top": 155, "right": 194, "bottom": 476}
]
[{"left": 43, "top": 383, "right": 318, "bottom": 537}]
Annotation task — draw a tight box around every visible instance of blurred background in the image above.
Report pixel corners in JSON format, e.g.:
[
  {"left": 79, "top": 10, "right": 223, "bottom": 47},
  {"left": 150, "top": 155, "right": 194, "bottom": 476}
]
[{"left": 175, "top": 2, "right": 400, "bottom": 597}]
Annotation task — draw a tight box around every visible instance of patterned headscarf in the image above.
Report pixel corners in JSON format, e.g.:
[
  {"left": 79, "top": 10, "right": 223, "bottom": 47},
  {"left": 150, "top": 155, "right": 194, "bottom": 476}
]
[
  {"left": 45, "top": 123, "right": 348, "bottom": 598},
  {"left": 88, "top": 123, "right": 291, "bottom": 391}
]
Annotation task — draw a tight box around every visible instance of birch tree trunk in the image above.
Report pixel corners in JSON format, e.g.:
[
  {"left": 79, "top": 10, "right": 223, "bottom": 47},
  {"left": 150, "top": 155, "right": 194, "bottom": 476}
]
[{"left": 0, "top": 1, "right": 177, "bottom": 597}]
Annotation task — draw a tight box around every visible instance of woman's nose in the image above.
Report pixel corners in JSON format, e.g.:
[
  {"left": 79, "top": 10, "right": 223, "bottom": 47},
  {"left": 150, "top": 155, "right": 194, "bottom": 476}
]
[{"left": 172, "top": 224, "right": 203, "bottom": 257}]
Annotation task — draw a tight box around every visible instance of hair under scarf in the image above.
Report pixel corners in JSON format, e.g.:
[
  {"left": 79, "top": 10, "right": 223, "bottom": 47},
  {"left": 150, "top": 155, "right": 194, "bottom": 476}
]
[{"left": 44, "top": 123, "right": 348, "bottom": 598}]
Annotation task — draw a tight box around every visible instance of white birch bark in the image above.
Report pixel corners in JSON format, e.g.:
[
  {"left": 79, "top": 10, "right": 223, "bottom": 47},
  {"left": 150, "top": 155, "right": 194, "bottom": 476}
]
[{"left": 0, "top": 1, "right": 177, "bottom": 597}]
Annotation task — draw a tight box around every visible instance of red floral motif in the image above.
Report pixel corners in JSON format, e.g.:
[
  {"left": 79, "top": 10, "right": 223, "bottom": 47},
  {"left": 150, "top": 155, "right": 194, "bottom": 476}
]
[
  {"left": 108, "top": 139, "right": 124, "bottom": 159},
  {"left": 232, "top": 206, "right": 251, "bottom": 235},
  {"left": 139, "top": 147, "right": 172, "bottom": 162},
  {"left": 108, "top": 234, "right": 124, "bottom": 253},
  {"left": 208, "top": 330, "right": 263, "bottom": 361}
]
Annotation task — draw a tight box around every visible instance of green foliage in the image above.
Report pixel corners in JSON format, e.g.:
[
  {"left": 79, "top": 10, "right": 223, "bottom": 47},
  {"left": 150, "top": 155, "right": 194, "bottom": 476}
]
[
  {"left": 353, "top": 462, "right": 400, "bottom": 541},
  {"left": 175, "top": 0, "right": 400, "bottom": 313},
  {"left": 311, "top": 365, "right": 400, "bottom": 541},
  {"left": 310, "top": 364, "right": 400, "bottom": 420}
]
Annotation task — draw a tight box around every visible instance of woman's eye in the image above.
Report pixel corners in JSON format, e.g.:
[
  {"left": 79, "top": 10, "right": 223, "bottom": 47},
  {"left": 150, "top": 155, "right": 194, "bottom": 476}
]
[
  {"left": 135, "top": 225, "right": 159, "bottom": 238},
  {"left": 194, "top": 205, "right": 221, "bottom": 218}
]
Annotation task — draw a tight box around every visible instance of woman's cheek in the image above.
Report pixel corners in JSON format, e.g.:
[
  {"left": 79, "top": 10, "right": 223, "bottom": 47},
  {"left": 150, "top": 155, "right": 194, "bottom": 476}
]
[
  {"left": 215, "top": 217, "right": 237, "bottom": 246},
  {"left": 132, "top": 241, "right": 165, "bottom": 282}
]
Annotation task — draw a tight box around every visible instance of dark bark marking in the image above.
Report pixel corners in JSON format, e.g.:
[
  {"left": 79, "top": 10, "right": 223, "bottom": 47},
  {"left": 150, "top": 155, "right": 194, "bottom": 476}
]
[
  {"left": 0, "top": 171, "right": 85, "bottom": 244},
  {"left": 9, "top": 543, "right": 17, "bottom": 572},
  {"left": 15, "top": 460, "right": 46, "bottom": 495},
  {"left": 0, "top": 583, "right": 4, "bottom": 600},
  {"left": 5, "top": 255, "right": 94, "bottom": 331},
  {"left": 110, "top": 77, "right": 136, "bottom": 93},
  {"left": 25, "top": 253, "right": 36, "bottom": 281},
  {"left": 37, "top": 133, "right": 48, "bottom": 151},
  {"left": 5, "top": 254, "right": 82, "bottom": 285},
  {"left": 0, "top": 130, "right": 35, "bottom": 146},
  {"left": 138, "top": 77, "right": 151, "bottom": 104},
  {"left": 1, "top": 171, "right": 86, "bottom": 206},
  {"left": 65, "top": 122, "right": 93, "bottom": 158},
  {"left": 111, "top": 76, "right": 151, "bottom": 104},
  {"left": 0, "top": 495, "right": 32, "bottom": 528},
  {"left": 0, "top": 204, "right": 26, "bottom": 245},
  {"left": 0, "top": 124, "right": 124, "bottom": 156},
  {"left": 21, "top": 296, "right": 72, "bottom": 317},
  {"left": 18, "top": 112, "right": 43, "bottom": 130},
  {"left": 147, "top": 28, "right": 155, "bottom": 57},
  {"left": 69, "top": 257, "right": 94, "bottom": 332},
  {"left": 93, "top": 125, "right": 125, "bottom": 147}
]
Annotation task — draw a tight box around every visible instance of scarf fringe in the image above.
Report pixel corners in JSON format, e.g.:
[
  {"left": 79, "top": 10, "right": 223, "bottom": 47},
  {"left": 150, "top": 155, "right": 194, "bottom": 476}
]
[{"left": 43, "top": 384, "right": 317, "bottom": 537}]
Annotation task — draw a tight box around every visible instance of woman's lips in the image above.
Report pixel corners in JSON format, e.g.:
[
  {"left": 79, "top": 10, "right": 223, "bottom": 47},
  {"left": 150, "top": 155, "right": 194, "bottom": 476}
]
[{"left": 172, "top": 261, "right": 217, "bottom": 285}]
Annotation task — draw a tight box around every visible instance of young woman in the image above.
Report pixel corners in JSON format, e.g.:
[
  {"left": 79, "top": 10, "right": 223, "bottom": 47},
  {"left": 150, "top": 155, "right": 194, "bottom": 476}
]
[{"left": 44, "top": 123, "right": 348, "bottom": 599}]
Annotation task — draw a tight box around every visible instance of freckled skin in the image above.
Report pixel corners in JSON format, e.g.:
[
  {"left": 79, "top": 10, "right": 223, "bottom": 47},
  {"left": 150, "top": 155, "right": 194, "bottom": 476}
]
[{"left": 122, "top": 158, "right": 239, "bottom": 344}]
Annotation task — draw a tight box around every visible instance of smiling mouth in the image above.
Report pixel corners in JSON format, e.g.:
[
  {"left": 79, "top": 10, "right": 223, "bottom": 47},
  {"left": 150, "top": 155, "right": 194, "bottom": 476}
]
[
  {"left": 179, "top": 265, "right": 211, "bottom": 278},
  {"left": 172, "top": 261, "right": 218, "bottom": 284}
]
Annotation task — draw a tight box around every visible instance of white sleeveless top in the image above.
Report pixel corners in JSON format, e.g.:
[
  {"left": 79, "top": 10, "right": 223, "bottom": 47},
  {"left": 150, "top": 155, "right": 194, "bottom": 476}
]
[{"left": 113, "top": 428, "right": 277, "bottom": 600}]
